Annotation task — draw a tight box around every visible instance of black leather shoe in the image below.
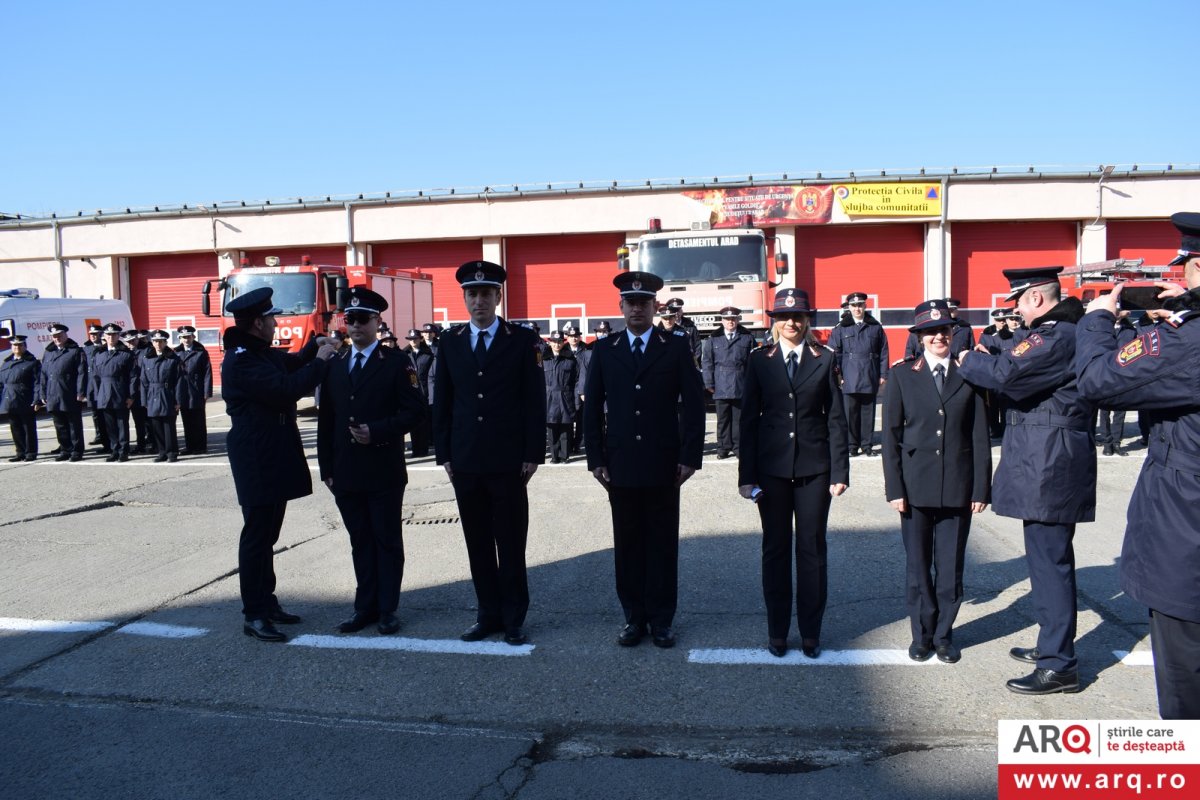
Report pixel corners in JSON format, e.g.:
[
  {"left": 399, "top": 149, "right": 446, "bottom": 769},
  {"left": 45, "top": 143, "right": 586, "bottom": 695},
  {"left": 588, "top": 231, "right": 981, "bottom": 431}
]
[
  {"left": 55, "top": 453, "right": 71, "bottom": 462},
  {"left": 154, "top": 453, "right": 168, "bottom": 463},
  {"left": 7, "top": 456, "right": 22, "bottom": 463},
  {"left": 24, "top": 454, "right": 37, "bottom": 462},
  {"left": 1006, "top": 668, "right": 1080, "bottom": 695},
  {"left": 243, "top": 619, "right": 287, "bottom": 642},
  {"left": 801, "top": 639, "right": 821, "bottom": 659},
  {"left": 268, "top": 609, "right": 302, "bottom": 625},
  {"left": 460, "top": 621, "right": 502, "bottom": 642},
  {"left": 908, "top": 642, "right": 933, "bottom": 662},
  {"left": 1009, "top": 646, "right": 1040, "bottom": 664},
  {"left": 118, "top": 454, "right": 129, "bottom": 462},
  {"left": 377, "top": 613, "right": 401, "bottom": 635},
  {"left": 863, "top": 448, "right": 878, "bottom": 457},
  {"left": 651, "top": 626, "right": 676, "bottom": 648},
  {"left": 167, "top": 453, "right": 177, "bottom": 462},
  {"left": 336, "top": 612, "right": 379, "bottom": 634},
  {"left": 69, "top": 453, "right": 83, "bottom": 462},
  {"left": 716, "top": 451, "right": 731, "bottom": 460},
  {"left": 617, "top": 623, "right": 646, "bottom": 647},
  {"left": 504, "top": 628, "right": 527, "bottom": 645},
  {"left": 936, "top": 643, "right": 961, "bottom": 664},
  {"left": 767, "top": 638, "right": 788, "bottom": 658},
  {"left": 106, "top": 454, "right": 119, "bottom": 463},
  {"left": 50, "top": 447, "right": 62, "bottom": 455}
]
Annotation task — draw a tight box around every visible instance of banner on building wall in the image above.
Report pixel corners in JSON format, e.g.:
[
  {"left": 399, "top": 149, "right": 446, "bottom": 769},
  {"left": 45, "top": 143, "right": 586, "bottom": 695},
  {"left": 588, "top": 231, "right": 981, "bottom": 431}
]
[
  {"left": 834, "top": 183, "right": 942, "bottom": 217},
  {"left": 683, "top": 185, "right": 834, "bottom": 227}
]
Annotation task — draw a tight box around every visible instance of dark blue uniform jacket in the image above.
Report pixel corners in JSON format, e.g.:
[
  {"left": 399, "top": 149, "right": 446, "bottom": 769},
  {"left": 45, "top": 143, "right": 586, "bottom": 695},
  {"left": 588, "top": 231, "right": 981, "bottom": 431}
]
[
  {"left": 174, "top": 343, "right": 212, "bottom": 409},
  {"left": 1075, "top": 293, "right": 1200, "bottom": 623},
  {"left": 39, "top": 339, "right": 87, "bottom": 411},
  {"left": 829, "top": 316, "right": 889, "bottom": 395},
  {"left": 701, "top": 326, "right": 755, "bottom": 400},
  {"left": 958, "top": 298, "right": 1095, "bottom": 524},
  {"left": 0, "top": 353, "right": 40, "bottom": 413},
  {"left": 544, "top": 349, "right": 579, "bottom": 424},
  {"left": 90, "top": 344, "right": 139, "bottom": 409},
  {"left": 139, "top": 350, "right": 185, "bottom": 417}
]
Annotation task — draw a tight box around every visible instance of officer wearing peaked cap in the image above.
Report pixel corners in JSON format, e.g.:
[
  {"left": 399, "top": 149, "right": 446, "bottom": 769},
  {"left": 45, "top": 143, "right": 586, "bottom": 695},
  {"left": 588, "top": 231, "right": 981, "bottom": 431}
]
[
  {"left": 83, "top": 323, "right": 109, "bottom": 452},
  {"left": 91, "top": 324, "right": 138, "bottom": 462},
  {"left": 828, "top": 292, "right": 889, "bottom": 457},
  {"left": 222, "top": 286, "right": 339, "bottom": 642},
  {"left": 584, "top": 271, "right": 705, "bottom": 648},
  {"left": 1, "top": 334, "right": 41, "bottom": 462},
  {"left": 701, "top": 305, "right": 754, "bottom": 459},
  {"left": 404, "top": 328, "right": 435, "bottom": 457},
  {"left": 433, "top": 261, "right": 545, "bottom": 645},
  {"left": 174, "top": 325, "right": 212, "bottom": 455},
  {"left": 140, "top": 330, "right": 184, "bottom": 462},
  {"left": 40, "top": 322, "right": 88, "bottom": 462},
  {"left": 905, "top": 297, "right": 975, "bottom": 359},
  {"left": 318, "top": 286, "right": 426, "bottom": 636},
  {"left": 958, "top": 265, "right": 1094, "bottom": 695},
  {"left": 1074, "top": 211, "right": 1200, "bottom": 719}
]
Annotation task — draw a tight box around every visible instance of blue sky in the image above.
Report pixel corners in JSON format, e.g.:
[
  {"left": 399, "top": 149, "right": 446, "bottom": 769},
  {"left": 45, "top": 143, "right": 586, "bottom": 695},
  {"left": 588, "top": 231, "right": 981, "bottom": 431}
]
[{"left": 3, "top": 1, "right": 1195, "bottom": 217}]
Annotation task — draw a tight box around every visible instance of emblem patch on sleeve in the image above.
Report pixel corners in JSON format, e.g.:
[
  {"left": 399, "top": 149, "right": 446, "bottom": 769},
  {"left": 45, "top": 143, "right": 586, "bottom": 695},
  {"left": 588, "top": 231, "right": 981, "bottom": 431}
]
[
  {"left": 1116, "top": 330, "right": 1160, "bottom": 367},
  {"left": 1010, "top": 334, "right": 1042, "bottom": 358}
]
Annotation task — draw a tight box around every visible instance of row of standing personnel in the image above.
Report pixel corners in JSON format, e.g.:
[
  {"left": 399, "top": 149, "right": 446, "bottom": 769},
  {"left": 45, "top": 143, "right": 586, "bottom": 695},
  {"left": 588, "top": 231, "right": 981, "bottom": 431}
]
[{"left": 1, "top": 323, "right": 211, "bottom": 462}]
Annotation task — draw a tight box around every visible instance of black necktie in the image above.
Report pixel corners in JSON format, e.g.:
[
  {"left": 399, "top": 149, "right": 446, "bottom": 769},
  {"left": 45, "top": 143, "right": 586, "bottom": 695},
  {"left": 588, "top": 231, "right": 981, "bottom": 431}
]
[
  {"left": 351, "top": 352, "right": 364, "bottom": 383},
  {"left": 787, "top": 351, "right": 798, "bottom": 382},
  {"left": 631, "top": 335, "right": 643, "bottom": 365},
  {"left": 933, "top": 363, "right": 945, "bottom": 395},
  {"left": 474, "top": 330, "right": 489, "bottom": 368}
]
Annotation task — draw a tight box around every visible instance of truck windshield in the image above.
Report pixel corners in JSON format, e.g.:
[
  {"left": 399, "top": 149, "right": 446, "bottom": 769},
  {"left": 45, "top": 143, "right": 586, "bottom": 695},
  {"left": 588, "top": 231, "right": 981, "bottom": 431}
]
[
  {"left": 223, "top": 273, "right": 317, "bottom": 316},
  {"left": 638, "top": 234, "right": 766, "bottom": 283}
]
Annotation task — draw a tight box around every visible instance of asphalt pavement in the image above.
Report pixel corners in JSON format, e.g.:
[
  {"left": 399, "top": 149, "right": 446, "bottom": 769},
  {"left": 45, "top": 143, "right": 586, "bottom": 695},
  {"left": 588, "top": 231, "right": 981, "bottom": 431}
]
[{"left": 0, "top": 401, "right": 1159, "bottom": 799}]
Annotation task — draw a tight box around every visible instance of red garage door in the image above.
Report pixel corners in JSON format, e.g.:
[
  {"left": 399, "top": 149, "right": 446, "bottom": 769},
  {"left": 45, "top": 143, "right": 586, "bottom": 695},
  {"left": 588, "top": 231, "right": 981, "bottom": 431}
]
[
  {"left": 372, "top": 239, "right": 483, "bottom": 328},
  {"left": 242, "top": 246, "right": 345, "bottom": 267},
  {"left": 792, "top": 223, "right": 925, "bottom": 357},
  {"left": 1107, "top": 220, "right": 1181, "bottom": 277},
  {"left": 950, "top": 221, "right": 1077, "bottom": 316},
  {"left": 128, "top": 251, "right": 221, "bottom": 384},
  {"left": 505, "top": 233, "right": 626, "bottom": 331}
]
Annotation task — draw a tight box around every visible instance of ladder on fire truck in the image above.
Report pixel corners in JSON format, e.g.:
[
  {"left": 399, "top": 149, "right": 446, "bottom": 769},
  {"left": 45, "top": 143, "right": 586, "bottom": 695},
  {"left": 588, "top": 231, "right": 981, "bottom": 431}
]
[{"left": 1059, "top": 258, "right": 1171, "bottom": 285}]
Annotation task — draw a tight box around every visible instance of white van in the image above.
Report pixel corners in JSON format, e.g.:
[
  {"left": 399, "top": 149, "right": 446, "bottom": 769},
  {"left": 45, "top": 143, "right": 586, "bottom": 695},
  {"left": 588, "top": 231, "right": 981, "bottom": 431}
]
[{"left": 0, "top": 289, "right": 136, "bottom": 359}]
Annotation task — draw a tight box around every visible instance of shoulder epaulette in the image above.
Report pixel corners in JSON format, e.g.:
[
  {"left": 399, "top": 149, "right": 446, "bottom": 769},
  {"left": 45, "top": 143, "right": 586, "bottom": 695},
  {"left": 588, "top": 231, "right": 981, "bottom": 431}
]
[
  {"left": 673, "top": 329, "right": 686, "bottom": 336},
  {"left": 1166, "top": 309, "right": 1200, "bottom": 328}
]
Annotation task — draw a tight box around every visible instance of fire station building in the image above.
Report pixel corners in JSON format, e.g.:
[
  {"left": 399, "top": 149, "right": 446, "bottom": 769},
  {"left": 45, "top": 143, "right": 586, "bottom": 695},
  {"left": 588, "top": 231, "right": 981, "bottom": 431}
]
[{"left": 2, "top": 166, "right": 1198, "bottom": 359}]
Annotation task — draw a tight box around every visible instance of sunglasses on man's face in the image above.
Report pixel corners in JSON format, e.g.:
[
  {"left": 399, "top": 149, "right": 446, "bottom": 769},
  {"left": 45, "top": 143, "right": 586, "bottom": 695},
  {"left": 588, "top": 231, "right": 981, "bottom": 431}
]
[{"left": 345, "top": 311, "right": 376, "bottom": 326}]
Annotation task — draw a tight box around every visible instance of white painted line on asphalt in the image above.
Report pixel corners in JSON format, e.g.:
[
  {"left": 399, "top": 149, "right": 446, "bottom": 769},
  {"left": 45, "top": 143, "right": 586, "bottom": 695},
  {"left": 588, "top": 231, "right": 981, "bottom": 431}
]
[
  {"left": 1114, "top": 650, "right": 1155, "bottom": 666},
  {"left": 288, "top": 633, "right": 535, "bottom": 656},
  {"left": 688, "top": 647, "right": 947, "bottom": 666},
  {"left": 116, "top": 621, "right": 208, "bottom": 638},
  {"left": 0, "top": 617, "right": 113, "bottom": 633}
]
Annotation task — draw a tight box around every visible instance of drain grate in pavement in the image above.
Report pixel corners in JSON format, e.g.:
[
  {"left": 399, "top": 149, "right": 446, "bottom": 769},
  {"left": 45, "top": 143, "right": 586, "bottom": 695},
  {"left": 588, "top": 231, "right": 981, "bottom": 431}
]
[{"left": 406, "top": 516, "right": 460, "bottom": 526}]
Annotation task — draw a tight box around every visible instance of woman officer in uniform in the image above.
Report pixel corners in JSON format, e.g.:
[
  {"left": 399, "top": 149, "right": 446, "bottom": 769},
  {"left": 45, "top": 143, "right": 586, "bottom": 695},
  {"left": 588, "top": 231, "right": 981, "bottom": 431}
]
[
  {"left": 882, "top": 300, "right": 991, "bottom": 664},
  {"left": 738, "top": 289, "right": 849, "bottom": 658}
]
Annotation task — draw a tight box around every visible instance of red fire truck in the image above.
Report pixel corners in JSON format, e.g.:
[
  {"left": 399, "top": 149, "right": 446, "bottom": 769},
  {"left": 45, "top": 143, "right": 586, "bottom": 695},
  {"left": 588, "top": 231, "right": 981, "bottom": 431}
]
[
  {"left": 618, "top": 218, "right": 788, "bottom": 334},
  {"left": 1059, "top": 258, "right": 1180, "bottom": 311},
  {"left": 200, "top": 256, "right": 434, "bottom": 352}
]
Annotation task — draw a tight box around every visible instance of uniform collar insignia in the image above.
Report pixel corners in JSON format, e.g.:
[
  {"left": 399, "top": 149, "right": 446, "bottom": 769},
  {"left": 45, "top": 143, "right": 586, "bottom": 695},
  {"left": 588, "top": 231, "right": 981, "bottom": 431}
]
[{"left": 235, "top": 347, "right": 246, "bottom": 354}]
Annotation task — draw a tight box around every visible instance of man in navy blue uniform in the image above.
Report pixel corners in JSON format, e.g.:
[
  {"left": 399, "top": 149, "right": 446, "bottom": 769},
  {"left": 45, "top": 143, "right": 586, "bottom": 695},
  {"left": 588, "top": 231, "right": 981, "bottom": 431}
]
[
  {"left": 1, "top": 335, "right": 41, "bottom": 462},
  {"left": 828, "top": 292, "right": 889, "bottom": 457},
  {"left": 958, "top": 266, "right": 1095, "bottom": 695},
  {"left": 701, "top": 305, "right": 754, "bottom": 459},
  {"left": 222, "top": 287, "right": 337, "bottom": 642},
  {"left": 565, "top": 325, "right": 589, "bottom": 454},
  {"left": 39, "top": 323, "right": 88, "bottom": 462},
  {"left": 83, "top": 324, "right": 109, "bottom": 452},
  {"left": 404, "top": 328, "right": 435, "bottom": 458},
  {"left": 1074, "top": 211, "right": 1200, "bottom": 719},
  {"left": 91, "top": 324, "right": 138, "bottom": 462},
  {"left": 140, "top": 330, "right": 184, "bottom": 462},
  {"left": 174, "top": 325, "right": 212, "bottom": 455},
  {"left": 318, "top": 287, "right": 426, "bottom": 636},
  {"left": 978, "top": 310, "right": 1029, "bottom": 438},
  {"left": 584, "top": 271, "right": 705, "bottom": 648},
  {"left": 433, "top": 261, "right": 545, "bottom": 646}
]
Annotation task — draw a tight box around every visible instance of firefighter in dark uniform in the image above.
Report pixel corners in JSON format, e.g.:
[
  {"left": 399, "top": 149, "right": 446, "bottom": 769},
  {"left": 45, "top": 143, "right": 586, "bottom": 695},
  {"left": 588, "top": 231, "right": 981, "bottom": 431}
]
[
  {"left": 565, "top": 325, "right": 588, "bottom": 454},
  {"left": 738, "top": 289, "right": 849, "bottom": 659},
  {"left": 978, "top": 309, "right": 1029, "bottom": 437},
  {"left": 83, "top": 324, "right": 110, "bottom": 452},
  {"left": 91, "top": 324, "right": 138, "bottom": 462},
  {"left": 317, "top": 287, "right": 426, "bottom": 636},
  {"left": 1091, "top": 315, "right": 1137, "bottom": 457},
  {"left": 128, "top": 330, "right": 153, "bottom": 454},
  {"left": 433, "top": 261, "right": 545, "bottom": 646},
  {"left": 883, "top": 300, "right": 992, "bottom": 664},
  {"left": 222, "top": 287, "right": 337, "bottom": 642},
  {"left": 701, "top": 305, "right": 754, "bottom": 459},
  {"left": 661, "top": 297, "right": 702, "bottom": 367},
  {"left": 905, "top": 297, "right": 975, "bottom": 358},
  {"left": 828, "top": 292, "right": 890, "bottom": 456},
  {"left": 543, "top": 330, "right": 579, "bottom": 464},
  {"left": 1, "top": 335, "right": 40, "bottom": 462},
  {"left": 174, "top": 325, "right": 212, "bottom": 455},
  {"left": 958, "top": 266, "right": 1094, "bottom": 695},
  {"left": 1074, "top": 211, "right": 1200, "bottom": 719},
  {"left": 40, "top": 323, "right": 88, "bottom": 461},
  {"left": 404, "top": 328, "right": 435, "bottom": 458},
  {"left": 584, "top": 272, "right": 705, "bottom": 648},
  {"left": 420, "top": 322, "right": 441, "bottom": 357},
  {"left": 140, "top": 330, "right": 184, "bottom": 462}
]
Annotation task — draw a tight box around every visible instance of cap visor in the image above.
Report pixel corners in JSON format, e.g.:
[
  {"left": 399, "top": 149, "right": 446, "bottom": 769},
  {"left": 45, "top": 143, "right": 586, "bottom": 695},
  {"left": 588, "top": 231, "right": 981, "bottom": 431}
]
[{"left": 1168, "top": 253, "right": 1190, "bottom": 267}]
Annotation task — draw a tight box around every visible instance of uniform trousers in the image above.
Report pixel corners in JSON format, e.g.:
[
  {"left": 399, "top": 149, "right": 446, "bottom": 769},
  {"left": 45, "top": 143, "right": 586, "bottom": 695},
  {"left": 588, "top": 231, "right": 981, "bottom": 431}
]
[
  {"left": 758, "top": 473, "right": 832, "bottom": 641},
  {"left": 572, "top": 405, "right": 585, "bottom": 453},
  {"left": 901, "top": 506, "right": 971, "bottom": 647},
  {"left": 609, "top": 485, "right": 680, "bottom": 630},
  {"left": 131, "top": 404, "right": 150, "bottom": 450},
  {"left": 844, "top": 392, "right": 877, "bottom": 451},
  {"left": 99, "top": 408, "right": 130, "bottom": 457},
  {"left": 1023, "top": 521, "right": 1078, "bottom": 672},
  {"left": 409, "top": 406, "right": 432, "bottom": 457},
  {"left": 451, "top": 470, "right": 530, "bottom": 631},
  {"left": 91, "top": 407, "right": 110, "bottom": 450},
  {"left": 1149, "top": 609, "right": 1200, "bottom": 720},
  {"left": 148, "top": 414, "right": 178, "bottom": 455},
  {"left": 714, "top": 399, "right": 741, "bottom": 455},
  {"left": 547, "top": 423, "right": 572, "bottom": 462},
  {"left": 335, "top": 488, "right": 405, "bottom": 615},
  {"left": 8, "top": 411, "right": 37, "bottom": 457},
  {"left": 180, "top": 406, "right": 207, "bottom": 452},
  {"left": 51, "top": 408, "right": 85, "bottom": 455},
  {"left": 987, "top": 390, "right": 1008, "bottom": 439},
  {"left": 1096, "top": 408, "right": 1126, "bottom": 445},
  {"left": 238, "top": 502, "right": 288, "bottom": 621}
]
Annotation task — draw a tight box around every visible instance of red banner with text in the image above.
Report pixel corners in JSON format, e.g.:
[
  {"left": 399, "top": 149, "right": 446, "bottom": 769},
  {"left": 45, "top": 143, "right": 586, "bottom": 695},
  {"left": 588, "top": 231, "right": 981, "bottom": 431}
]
[{"left": 683, "top": 185, "right": 833, "bottom": 228}]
